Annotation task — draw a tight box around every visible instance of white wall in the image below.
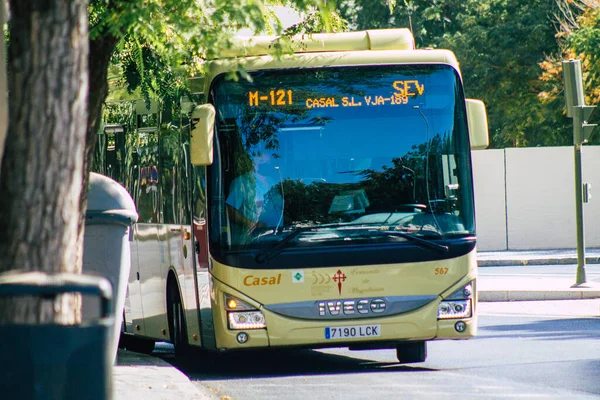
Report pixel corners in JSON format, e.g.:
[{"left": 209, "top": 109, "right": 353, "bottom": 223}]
[
  {"left": 473, "top": 145, "right": 600, "bottom": 251},
  {"left": 472, "top": 149, "right": 507, "bottom": 251},
  {"left": 583, "top": 147, "right": 600, "bottom": 247}
]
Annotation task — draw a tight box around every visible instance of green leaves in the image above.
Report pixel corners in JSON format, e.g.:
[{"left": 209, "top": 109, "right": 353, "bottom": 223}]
[
  {"left": 338, "top": 0, "right": 578, "bottom": 147},
  {"left": 93, "top": 0, "right": 347, "bottom": 110}
]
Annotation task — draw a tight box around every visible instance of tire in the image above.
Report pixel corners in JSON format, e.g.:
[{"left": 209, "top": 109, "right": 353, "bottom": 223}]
[
  {"left": 118, "top": 331, "right": 127, "bottom": 349},
  {"left": 119, "top": 333, "right": 156, "bottom": 354},
  {"left": 396, "top": 341, "right": 427, "bottom": 363},
  {"left": 167, "top": 282, "right": 189, "bottom": 360}
]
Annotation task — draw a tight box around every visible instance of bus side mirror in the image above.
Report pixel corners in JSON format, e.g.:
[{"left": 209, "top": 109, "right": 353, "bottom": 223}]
[
  {"left": 190, "top": 104, "right": 216, "bottom": 165},
  {"left": 466, "top": 99, "right": 489, "bottom": 150}
]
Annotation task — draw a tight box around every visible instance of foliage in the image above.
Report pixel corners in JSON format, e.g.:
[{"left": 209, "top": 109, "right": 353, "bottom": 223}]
[
  {"left": 567, "top": 3, "right": 600, "bottom": 103},
  {"left": 439, "top": 0, "right": 572, "bottom": 147},
  {"left": 539, "top": 1, "right": 600, "bottom": 144},
  {"left": 91, "top": 0, "right": 347, "bottom": 111},
  {"left": 338, "top": 0, "right": 580, "bottom": 148},
  {"left": 92, "top": 0, "right": 600, "bottom": 148}
]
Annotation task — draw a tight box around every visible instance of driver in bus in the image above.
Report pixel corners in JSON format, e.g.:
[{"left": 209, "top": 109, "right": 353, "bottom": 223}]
[{"left": 225, "top": 151, "right": 284, "bottom": 241}]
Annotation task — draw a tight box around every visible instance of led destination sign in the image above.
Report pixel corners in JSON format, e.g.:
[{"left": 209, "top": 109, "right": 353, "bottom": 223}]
[{"left": 248, "top": 80, "right": 425, "bottom": 109}]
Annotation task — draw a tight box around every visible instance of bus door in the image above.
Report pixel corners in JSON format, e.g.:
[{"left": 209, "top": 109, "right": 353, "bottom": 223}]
[
  {"left": 192, "top": 165, "right": 215, "bottom": 348},
  {"left": 135, "top": 127, "right": 170, "bottom": 339},
  {"left": 124, "top": 223, "right": 144, "bottom": 335},
  {"left": 160, "top": 123, "right": 203, "bottom": 346}
]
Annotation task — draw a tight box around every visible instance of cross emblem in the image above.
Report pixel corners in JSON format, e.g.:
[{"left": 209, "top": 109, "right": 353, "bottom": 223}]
[{"left": 333, "top": 269, "right": 347, "bottom": 295}]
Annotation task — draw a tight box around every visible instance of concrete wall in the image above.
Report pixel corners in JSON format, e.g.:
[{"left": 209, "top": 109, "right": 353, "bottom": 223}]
[
  {"left": 473, "top": 146, "right": 600, "bottom": 251},
  {"left": 471, "top": 149, "right": 507, "bottom": 250}
]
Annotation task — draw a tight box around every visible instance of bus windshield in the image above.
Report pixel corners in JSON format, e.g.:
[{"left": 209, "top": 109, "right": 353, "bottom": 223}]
[{"left": 209, "top": 64, "right": 474, "bottom": 251}]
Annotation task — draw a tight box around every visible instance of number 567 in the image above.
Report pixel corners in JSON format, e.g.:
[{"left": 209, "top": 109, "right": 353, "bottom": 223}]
[{"left": 434, "top": 267, "right": 448, "bottom": 275}]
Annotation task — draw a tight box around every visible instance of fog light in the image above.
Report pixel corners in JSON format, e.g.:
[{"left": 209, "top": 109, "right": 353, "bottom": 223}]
[
  {"left": 237, "top": 332, "right": 249, "bottom": 344},
  {"left": 455, "top": 321, "right": 466, "bottom": 333}
]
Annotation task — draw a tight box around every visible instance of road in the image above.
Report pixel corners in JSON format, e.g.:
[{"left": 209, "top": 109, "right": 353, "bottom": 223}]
[
  {"left": 154, "top": 297, "right": 600, "bottom": 399},
  {"left": 154, "top": 266, "right": 600, "bottom": 399}
]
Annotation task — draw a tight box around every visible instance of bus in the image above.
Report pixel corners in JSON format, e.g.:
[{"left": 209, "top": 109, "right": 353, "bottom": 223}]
[{"left": 94, "top": 28, "right": 489, "bottom": 363}]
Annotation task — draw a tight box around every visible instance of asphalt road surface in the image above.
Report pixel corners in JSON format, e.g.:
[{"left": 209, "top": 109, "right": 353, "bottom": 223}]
[{"left": 158, "top": 299, "right": 600, "bottom": 399}]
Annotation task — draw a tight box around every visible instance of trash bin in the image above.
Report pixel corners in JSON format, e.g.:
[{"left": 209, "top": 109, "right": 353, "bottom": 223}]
[
  {"left": 83, "top": 173, "right": 138, "bottom": 363},
  {"left": 0, "top": 271, "right": 113, "bottom": 400}
]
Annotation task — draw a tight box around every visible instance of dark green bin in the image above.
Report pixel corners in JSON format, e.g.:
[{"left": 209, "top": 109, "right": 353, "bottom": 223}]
[{"left": 0, "top": 272, "right": 114, "bottom": 400}]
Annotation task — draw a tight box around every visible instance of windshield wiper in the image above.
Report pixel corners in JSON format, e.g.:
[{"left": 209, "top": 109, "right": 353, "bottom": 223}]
[
  {"left": 254, "top": 223, "right": 349, "bottom": 264},
  {"left": 254, "top": 223, "right": 448, "bottom": 263},
  {"left": 381, "top": 230, "right": 449, "bottom": 253}
]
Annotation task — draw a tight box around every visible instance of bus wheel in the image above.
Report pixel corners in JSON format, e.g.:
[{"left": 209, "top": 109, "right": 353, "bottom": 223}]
[
  {"left": 396, "top": 341, "right": 427, "bottom": 363},
  {"left": 167, "top": 282, "right": 189, "bottom": 359}
]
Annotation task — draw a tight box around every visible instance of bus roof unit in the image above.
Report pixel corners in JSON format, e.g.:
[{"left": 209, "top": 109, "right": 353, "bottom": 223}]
[{"left": 222, "top": 28, "right": 415, "bottom": 58}]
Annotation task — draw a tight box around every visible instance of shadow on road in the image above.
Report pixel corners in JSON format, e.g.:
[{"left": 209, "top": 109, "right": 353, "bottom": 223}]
[{"left": 155, "top": 344, "right": 434, "bottom": 381}]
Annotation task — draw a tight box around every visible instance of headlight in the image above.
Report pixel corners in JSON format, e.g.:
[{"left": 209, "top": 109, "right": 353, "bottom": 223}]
[
  {"left": 438, "top": 282, "right": 474, "bottom": 320},
  {"left": 224, "top": 294, "right": 266, "bottom": 330},
  {"left": 438, "top": 299, "right": 472, "bottom": 319},
  {"left": 228, "top": 311, "right": 266, "bottom": 330}
]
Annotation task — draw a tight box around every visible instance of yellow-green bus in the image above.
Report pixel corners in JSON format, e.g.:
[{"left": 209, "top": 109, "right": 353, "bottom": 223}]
[{"left": 96, "top": 28, "right": 488, "bottom": 363}]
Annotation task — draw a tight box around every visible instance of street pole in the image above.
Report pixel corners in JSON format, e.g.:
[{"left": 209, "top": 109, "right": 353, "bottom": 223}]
[
  {"left": 573, "top": 139, "right": 585, "bottom": 284},
  {"left": 562, "top": 60, "right": 596, "bottom": 287}
]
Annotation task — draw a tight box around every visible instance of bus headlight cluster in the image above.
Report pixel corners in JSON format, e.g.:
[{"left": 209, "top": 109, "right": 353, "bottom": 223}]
[
  {"left": 438, "top": 299, "right": 472, "bottom": 319},
  {"left": 224, "top": 294, "right": 266, "bottom": 330},
  {"left": 228, "top": 311, "right": 266, "bottom": 330},
  {"left": 438, "top": 282, "right": 474, "bottom": 320}
]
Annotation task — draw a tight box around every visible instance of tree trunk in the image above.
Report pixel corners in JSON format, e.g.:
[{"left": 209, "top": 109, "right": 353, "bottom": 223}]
[
  {"left": 0, "top": 0, "right": 7, "bottom": 163},
  {"left": 0, "top": 0, "right": 88, "bottom": 324}
]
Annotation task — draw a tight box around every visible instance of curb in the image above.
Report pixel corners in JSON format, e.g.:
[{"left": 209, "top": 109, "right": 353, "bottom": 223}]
[
  {"left": 479, "top": 289, "right": 600, "bottom": 302},
  {"left": 478, "top": 256, "right": 600, "bottom": 267}
]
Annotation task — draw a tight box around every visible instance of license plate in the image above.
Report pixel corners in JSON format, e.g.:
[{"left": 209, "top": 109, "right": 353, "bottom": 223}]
[{"left": 324, "top": 324, "right": 381, "bottom": 340}]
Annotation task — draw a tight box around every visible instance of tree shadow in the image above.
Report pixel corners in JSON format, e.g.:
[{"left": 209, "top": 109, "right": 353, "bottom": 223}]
[{"left": 156, "top": 345, "right": 435, "bottom": 381}]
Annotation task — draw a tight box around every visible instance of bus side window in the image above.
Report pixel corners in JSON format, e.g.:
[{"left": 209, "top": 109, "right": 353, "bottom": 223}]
[
  {"left": 137, "top": 131, "right": 160, "bottom": 223},
  {"left": 160, "top": 128, "right": 181, "bottom": 224},
  {"left": 192, "top": 166, "right": 208, "bottom": 268}
]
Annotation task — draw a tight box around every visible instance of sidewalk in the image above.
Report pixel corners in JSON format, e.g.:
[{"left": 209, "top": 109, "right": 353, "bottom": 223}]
[
  {"left": 112, "top": 248, "right": 600, "bottom": 400},
  {"left": 477, "top": 247, "right": 600, "bottom": 267},
  {"left": 477, "top": 248, "right": 600, "bottom": 302},
  {"left": 113, "top": 349, "right": 216, "bottom": 400}
]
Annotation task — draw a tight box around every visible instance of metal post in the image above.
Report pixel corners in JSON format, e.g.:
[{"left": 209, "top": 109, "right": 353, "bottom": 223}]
[
  {"left": 563, "top": 60, "right": 596, "bottom": 287},
  {"left": 573, "top": 141, "right": 586, "bottom": 284}
]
